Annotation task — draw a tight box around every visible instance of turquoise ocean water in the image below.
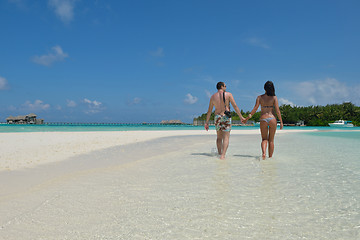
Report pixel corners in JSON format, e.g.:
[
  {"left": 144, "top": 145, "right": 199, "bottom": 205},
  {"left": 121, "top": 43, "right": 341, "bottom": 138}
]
[
  {"left": 1, "top": 125, "right": 359, "bottom": 238},
  {"left": 1, "top": 124, "right": 358, "bottom": 132}
]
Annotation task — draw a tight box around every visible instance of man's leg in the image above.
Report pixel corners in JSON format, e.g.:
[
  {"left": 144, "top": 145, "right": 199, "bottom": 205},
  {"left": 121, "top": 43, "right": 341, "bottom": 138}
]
[
  {"left": 220, "top": 131, "right": 230, "bottom": 159},
  {"left": 216, "top": 130, "right": 223, "bottom": 155}
]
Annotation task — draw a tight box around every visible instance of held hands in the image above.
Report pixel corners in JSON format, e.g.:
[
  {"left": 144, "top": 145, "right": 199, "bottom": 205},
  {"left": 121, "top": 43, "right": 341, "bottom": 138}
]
[
  {"left": 242, "top": 114, "right": 252, "bottom": 124},
  {"left": 241, "top": 117, "right": 247, "bottom": 124}
]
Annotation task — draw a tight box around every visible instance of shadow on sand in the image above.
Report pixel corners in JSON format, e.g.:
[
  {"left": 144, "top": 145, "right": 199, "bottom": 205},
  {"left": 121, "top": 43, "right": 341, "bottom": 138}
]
[
  {"left": 191, "top": 153, "right": 259, "bottom": 160},
  {"left": 191, "top": 153, "right": 216, "bottom": 157},
  {"left": 233, "top": 154, "right": 259, "bottom": 159}
]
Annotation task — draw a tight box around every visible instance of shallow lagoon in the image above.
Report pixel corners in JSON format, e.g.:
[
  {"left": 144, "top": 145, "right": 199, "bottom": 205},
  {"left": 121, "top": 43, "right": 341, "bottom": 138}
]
[
  {"left": 0, "top": 131, "right": 359, "bottom": 239},
  {"left": 1, "top": 123, "right": 358, "bottom": 132}
]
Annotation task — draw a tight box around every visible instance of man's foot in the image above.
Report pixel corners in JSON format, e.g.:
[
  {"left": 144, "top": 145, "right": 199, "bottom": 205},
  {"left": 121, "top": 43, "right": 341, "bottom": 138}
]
[
  {"left": 220, "top": 154, "right": 226, "bottom": 160},
  {"left": 262, "top": 154, "right": 266, "bottom": 160}
]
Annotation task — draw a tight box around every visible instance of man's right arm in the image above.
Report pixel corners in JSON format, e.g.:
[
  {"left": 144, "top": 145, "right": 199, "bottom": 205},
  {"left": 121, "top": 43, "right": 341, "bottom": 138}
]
[
  {"left": 205, "top": 97, "right": 214, "bottom": 131},
  {"left": 229, "top": 93, "right": 245, "bottom": 122}
]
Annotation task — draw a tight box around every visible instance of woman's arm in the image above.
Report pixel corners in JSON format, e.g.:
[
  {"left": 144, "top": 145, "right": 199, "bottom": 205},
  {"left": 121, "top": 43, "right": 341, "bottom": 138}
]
[
  {"left": 274, "top": 96, "right": 283, "bottom": 129},
  {"left": 245, "top": 96, "right": 260, "bottom": 121}
]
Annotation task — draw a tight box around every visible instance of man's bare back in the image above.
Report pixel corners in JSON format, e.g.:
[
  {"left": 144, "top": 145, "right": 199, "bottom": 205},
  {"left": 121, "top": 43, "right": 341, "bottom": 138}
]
[{"left": 210, "top": 91, "right": 231, "bottom": 115}]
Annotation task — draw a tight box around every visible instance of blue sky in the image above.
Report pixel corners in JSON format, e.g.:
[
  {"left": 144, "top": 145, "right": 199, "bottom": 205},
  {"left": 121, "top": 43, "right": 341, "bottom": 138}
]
[{"left": 1, "top": 0, "right": 359, "bottom": 123}]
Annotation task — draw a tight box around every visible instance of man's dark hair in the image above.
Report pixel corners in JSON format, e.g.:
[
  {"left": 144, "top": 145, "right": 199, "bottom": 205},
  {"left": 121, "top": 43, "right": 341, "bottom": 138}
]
[
  {"left": 216, "top": 82, "right": 225, "bottom": 90},
  {"left": 264, "top": 81, "right": 275, "bottom": 96}
]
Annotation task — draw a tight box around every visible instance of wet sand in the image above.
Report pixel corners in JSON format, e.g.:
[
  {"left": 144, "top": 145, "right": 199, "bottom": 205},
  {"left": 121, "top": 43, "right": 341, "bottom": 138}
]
[
  {"left": 0, "top": 129, "right": 308, "bottom": 171},
  {"left": 3, "top": 129, "right": 358, "bottom": 239}
]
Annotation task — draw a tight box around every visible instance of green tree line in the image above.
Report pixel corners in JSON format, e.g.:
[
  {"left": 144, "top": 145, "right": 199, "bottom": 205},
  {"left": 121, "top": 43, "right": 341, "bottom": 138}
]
[{"left": 194, "top": 102, "right": 360, "bottom": 126}]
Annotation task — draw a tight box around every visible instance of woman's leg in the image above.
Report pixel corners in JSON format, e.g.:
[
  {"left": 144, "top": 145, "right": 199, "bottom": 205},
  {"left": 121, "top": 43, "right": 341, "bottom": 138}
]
[
  {"left": 260, "top": 121, "right": 269, "bottom": 159},
  {"left": 268, "top": 118, "right": 277, "bottom": 157}
]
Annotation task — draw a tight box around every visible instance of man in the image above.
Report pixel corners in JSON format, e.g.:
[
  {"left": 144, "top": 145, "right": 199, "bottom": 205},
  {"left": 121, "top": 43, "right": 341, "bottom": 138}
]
[{"left": 205, "top": 82, "right": 245, "bottom": 159}]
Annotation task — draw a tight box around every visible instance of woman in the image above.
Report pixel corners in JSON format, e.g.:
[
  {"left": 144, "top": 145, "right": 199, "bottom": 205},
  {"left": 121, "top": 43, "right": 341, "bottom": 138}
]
[{"left": 245, "top": 81, "right": 283, "bottom": 159}]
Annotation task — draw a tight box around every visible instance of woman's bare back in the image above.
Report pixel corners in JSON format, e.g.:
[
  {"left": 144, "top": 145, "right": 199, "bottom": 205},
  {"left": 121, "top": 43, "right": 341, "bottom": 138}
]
[{"left": 259, "top": 94, "right": 275, "bottom": 118}]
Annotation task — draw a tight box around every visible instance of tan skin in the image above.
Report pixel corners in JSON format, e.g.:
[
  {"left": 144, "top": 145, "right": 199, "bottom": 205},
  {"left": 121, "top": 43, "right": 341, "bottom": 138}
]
[
  {"left": 245, "top": 93, "right": 283, "bottom": 159},
  {"left": 205, "top": 84, "right": 245, "bottom": 159}
]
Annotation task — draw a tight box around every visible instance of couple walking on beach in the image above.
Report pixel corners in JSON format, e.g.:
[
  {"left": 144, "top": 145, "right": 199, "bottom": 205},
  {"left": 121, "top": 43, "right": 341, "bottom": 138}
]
[{"left": 204, "top": 81, "right": 283, "bottom": 160}]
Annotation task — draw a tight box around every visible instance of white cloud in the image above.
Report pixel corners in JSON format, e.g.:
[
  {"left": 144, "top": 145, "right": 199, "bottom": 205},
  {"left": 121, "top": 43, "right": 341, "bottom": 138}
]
[
  {"left": 244, "top": 37, "right": 270, "bottom": 49},
  {"left": 296, "top": 78, "right": 350, "bottom": 105},
  {"left": 48, "top": 0, "right": 76, "bottom": 24},
  {"left": 66, "top": 99, "right": 77, "bottom": 107},
  {"left": 349, "top": 84, "right": 360, "bottom": 105},
  {"left": 22, "top": 100, "right": 50, "bottom": 111},
  {"left": 202, "top": 75, "right": 216, "bottom": 84},
  {"left": 184, "top": 93, "right": 198, "bottom": 104},
  {"left": 228, "top": 79, "right": 241, "bottom": 88},
  {"left": 0, "top": 76, "right": 9, "bottom": 90},
  {"left": 205, "top": 90, "right": 212, "bottom": 99},
  {"left": 32, "top": 45, "right": 69, "bottom": 66},
  {"left": 83, "top": 98, "right": 101, "bottom": 107},
  {"left": 83, "top": 98, "right": 103, "bottom": 114},
  {"left": 292, "top": 78, "right": 354, "bottom": 105},
  {"left": 132, "top": 97, "right": 142, "bottom": 104},
  {"left": 278, "top": 98, "right": 295, "bottom": 106},
  {"left": 149, "top": 47, "right": 164, "bottom": 57}
]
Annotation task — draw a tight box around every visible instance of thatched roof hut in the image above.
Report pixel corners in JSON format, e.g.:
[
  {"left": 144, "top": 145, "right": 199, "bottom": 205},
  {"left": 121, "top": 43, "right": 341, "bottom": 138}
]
[
  {"left": 160, "top": 120, "right": 184, "bottom": 125},
  {"left": 6, "top": 113, "right": 41, "bottom": 124}
]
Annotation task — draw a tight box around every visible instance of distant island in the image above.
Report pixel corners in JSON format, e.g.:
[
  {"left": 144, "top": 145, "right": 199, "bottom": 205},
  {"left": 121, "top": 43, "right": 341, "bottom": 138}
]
[{"left": 193, "top": 102, "right": 360, "bottom": 126}]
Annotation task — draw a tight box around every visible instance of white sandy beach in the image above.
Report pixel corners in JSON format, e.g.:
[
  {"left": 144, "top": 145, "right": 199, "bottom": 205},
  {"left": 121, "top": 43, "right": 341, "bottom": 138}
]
[
  {"left": 0, "top": 130, "right": 212, "bottom": 171},
  {"left": 1, "top": 129, "right": 359, "bottom": 239},
  {"left": 0, "top": 129, "right": 313, "bottom": 172}
]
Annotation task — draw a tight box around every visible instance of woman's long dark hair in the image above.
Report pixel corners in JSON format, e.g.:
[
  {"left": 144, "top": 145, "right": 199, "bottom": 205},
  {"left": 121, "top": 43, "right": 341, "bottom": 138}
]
[{"left": 264, "top": 81, "right": 275, "bottom": 96}]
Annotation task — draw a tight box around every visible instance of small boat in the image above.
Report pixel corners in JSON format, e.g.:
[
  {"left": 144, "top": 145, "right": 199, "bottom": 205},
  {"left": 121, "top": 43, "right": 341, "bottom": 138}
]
[{"left": 328, "top": 120, "right": 354, "bottom": 127}]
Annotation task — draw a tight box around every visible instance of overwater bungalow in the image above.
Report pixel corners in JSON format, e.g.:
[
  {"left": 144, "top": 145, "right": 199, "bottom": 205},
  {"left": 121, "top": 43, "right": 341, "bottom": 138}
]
[
  {"left": 160, "top": 120, "right": 185, "bottom": 125},
  {"left": 6, "top": 113, "right": 44, "bottom": 124}
]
